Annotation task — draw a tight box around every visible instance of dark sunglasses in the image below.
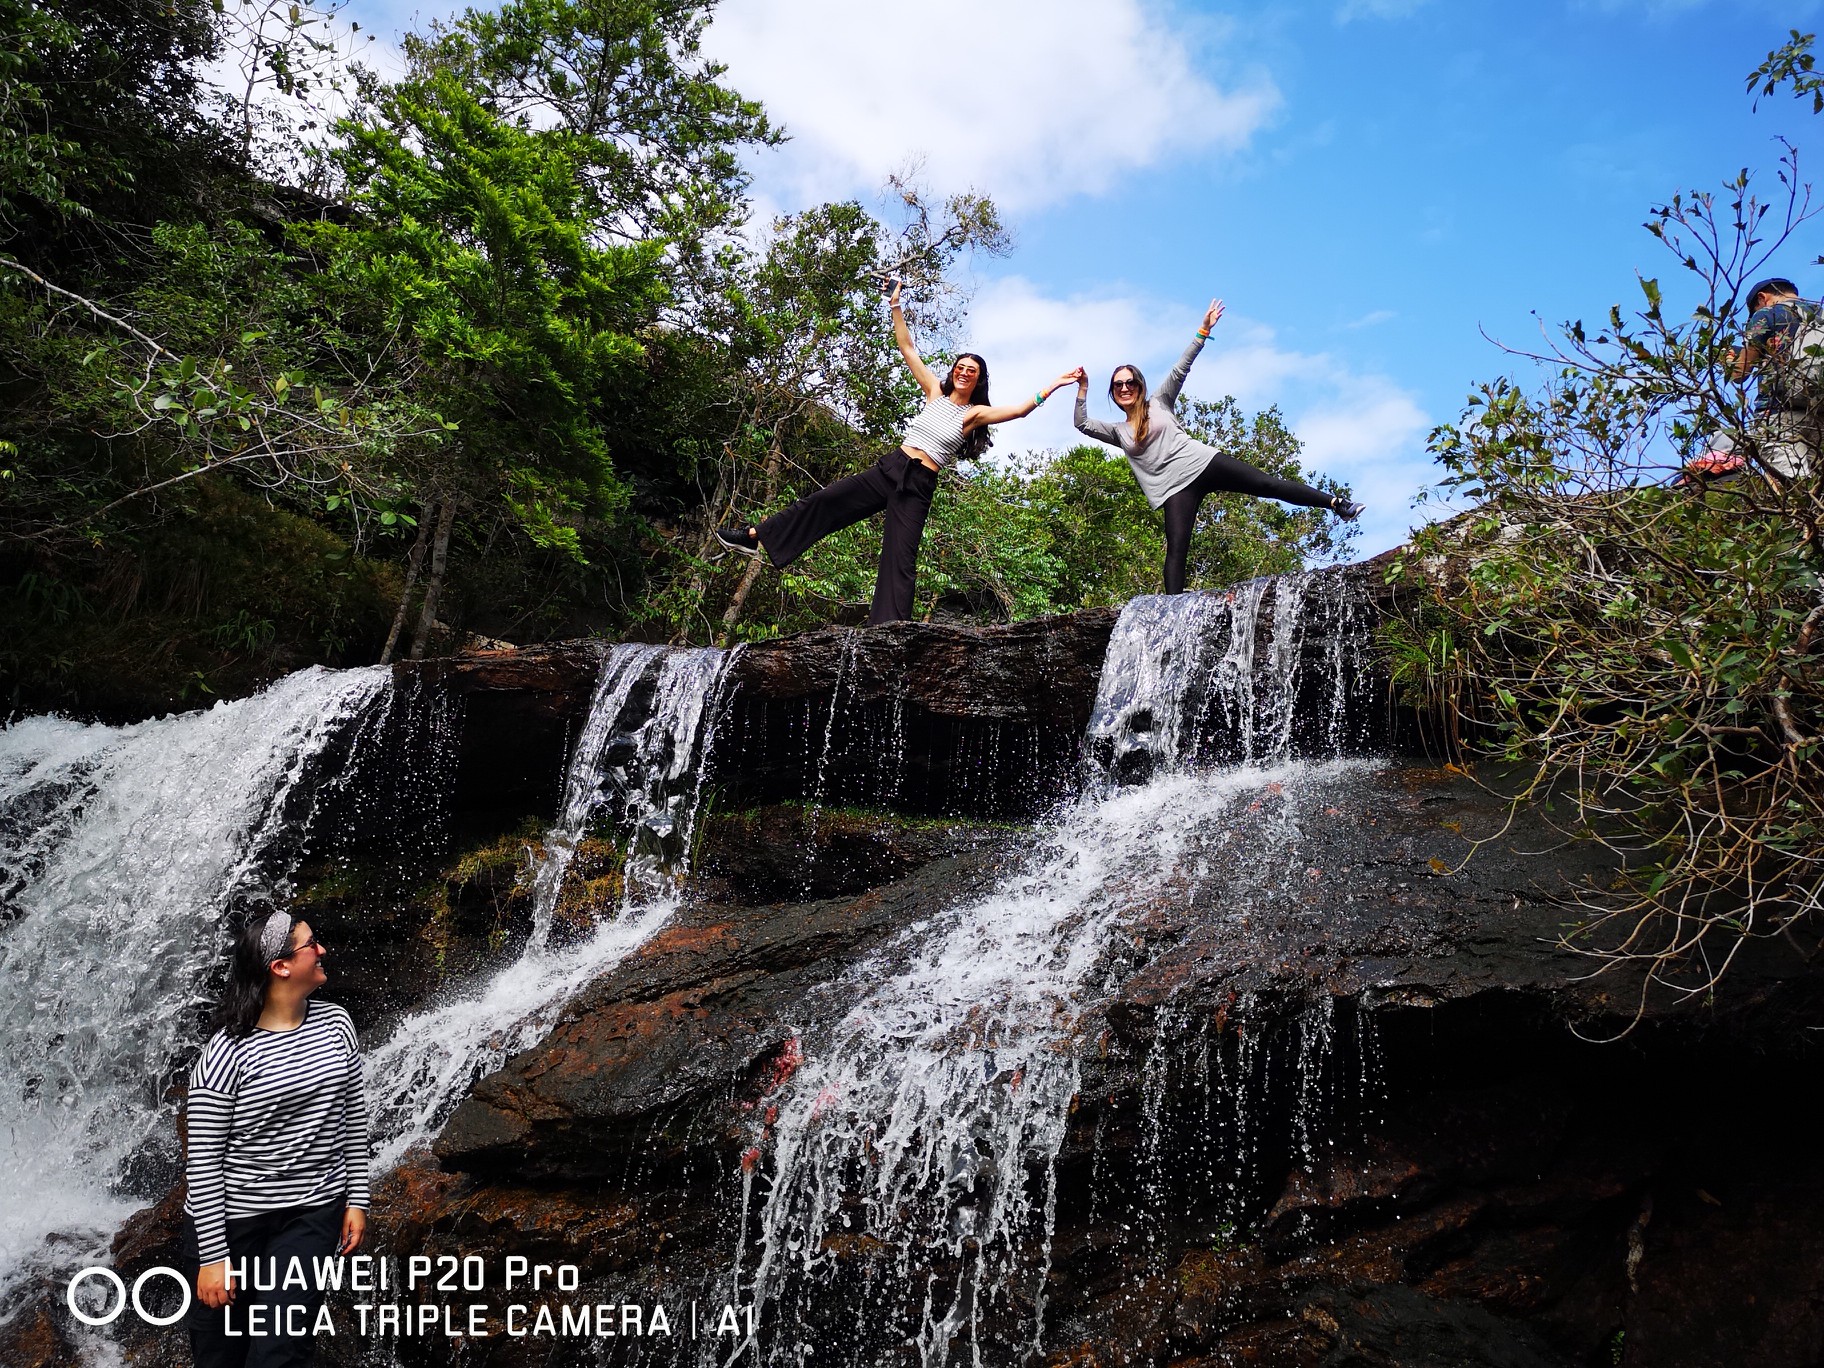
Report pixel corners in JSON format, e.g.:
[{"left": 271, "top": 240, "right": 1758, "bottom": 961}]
[
  {"left": 275, "top": 935, "right": 323, "bottom": 959},
  {"left": 1111, "top": 378, "right": 1141, "bottom": 389}
]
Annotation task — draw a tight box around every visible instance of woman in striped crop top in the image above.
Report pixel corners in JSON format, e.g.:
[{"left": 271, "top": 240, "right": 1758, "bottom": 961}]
[
  {"left": 184, "top": 911, "right": 370, "bottom": 1368},
  {"left": 718, "top": 280, "right": 1079, "bottom": 625},
  {"left": 1074, "top": 297, "right": 1365, "bottom": 595}
]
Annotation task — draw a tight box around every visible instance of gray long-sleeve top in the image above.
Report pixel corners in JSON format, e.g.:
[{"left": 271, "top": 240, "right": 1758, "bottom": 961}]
[{"left": 1073, "top": 334, "right": 1216, "bottom": 508}]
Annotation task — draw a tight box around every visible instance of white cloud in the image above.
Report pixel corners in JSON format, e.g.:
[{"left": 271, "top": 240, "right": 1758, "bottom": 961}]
[
  {"left": 952, "top": 277, "right": 1181, "bottom": 454},
  {"left": 1343, "top": 308, "right": 1397, "bottom": 329},
  {"left": 702, "top": 0, "right": 1277, "bottom": 210},
  {"left": 956, "top": 279, "right": 1434, "bottom": 557}
]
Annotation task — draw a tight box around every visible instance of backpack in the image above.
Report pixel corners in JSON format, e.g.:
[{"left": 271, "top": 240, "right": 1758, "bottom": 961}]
[{"left": 1763, "top": 299, "right": 1824, "bottom": 410}]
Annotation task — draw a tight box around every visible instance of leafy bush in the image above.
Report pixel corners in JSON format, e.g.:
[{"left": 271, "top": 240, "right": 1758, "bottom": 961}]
[{"left": 1389, "top": 41, "right": 1824, "bottom": 1022}]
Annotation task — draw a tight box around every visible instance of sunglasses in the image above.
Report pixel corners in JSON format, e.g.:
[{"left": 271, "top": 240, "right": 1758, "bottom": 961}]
[
  {"left": 275, "top": 935, "right": 323, "bottom": 959},
  {"left": 1111, "top": 378, "right": 1141, "bottom": 390}
]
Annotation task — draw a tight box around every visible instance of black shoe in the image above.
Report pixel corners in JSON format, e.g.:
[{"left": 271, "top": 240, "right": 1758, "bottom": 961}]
[
  {"left": 715, "top": 524, "right": 761, "bottom": 556},
  {"left": 1330, "top": 497, "right": 1365, "bottom": 521}
]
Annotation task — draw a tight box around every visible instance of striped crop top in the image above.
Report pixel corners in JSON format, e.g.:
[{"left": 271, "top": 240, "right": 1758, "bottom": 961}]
[{"left": 900, "top": 396, "right": 970, "bottom": 467}]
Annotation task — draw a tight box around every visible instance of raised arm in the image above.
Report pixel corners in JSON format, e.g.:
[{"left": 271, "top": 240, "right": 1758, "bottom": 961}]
[
  {"left": 965, "top": 369, "right": 1085, "bottom": 431},
  {"left": 889, "top": 281, "right": 943, "bottom": 399},
  {"left": 1157, "top": 297, "right": 1224, "bottom": 407},
  {"left": 1072, "top": 370, "right": 1123, "bottom": 444}
]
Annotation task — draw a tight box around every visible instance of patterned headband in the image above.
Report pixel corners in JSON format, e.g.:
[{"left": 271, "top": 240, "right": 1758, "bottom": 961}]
[{"left": 258, "top": 911, "right": 295, "bottom": 965}]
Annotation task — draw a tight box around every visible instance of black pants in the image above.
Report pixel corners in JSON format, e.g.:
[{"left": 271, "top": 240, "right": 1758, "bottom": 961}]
[
  {"left": 185, "top": 1202, "right": 342, "bottom": 1368},
  {"left": 758, "top": 446, "right": 939, "bottom": 625},
  {"left": 1161, "top": 451, "right": 1334, "bottom": 594}
]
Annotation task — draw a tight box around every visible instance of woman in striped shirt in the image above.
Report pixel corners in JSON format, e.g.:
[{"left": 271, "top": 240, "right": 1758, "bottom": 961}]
[
  {"left": 717, "top": 280, "right": 1078, "bottom": 624},
  {"left": 184, "top": 911, "right": 370, "bottom": 1367}
]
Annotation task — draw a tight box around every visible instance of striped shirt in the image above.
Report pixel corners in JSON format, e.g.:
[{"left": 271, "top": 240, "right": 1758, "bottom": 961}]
[
  {"left": 900, "top": 395, "right": 970, "bottom": 467},
  {"left": 183, "top": 999, "right": 371, "bottom": 1265}
]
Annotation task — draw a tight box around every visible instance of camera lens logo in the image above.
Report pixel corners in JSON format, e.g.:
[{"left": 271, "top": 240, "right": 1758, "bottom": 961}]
[{"left": 66, "top": 1267, "right": 191, "bottom": 1327}]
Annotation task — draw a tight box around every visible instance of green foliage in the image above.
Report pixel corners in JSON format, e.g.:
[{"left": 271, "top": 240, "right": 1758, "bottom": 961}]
[
  {"left": 1177, "top": 396, "right": 1357, "bottom": 579},
  {"left": 1390, "top": 43, "right": 1824, "bottom": 1020},
  {"left": 1748, "top": 28, "right": 1823, "bottom": 112},
  {"left": 406, "top": 0, "right": 778, "bottom": 252},
  {"left": 309, "top": 63, "right": 670, "bottom": 554},
  {"left": 1, "top": 0, "right": 1339, "bottom": 716},
  {"left": 0, "top": 478, "right": 396, "bottom": 716},
  {"left": 1026, "top": 445, "right": 1166, "bottom": 608},
  {"left": 0, "top": 0, "right": 227, "bottom": 243}
]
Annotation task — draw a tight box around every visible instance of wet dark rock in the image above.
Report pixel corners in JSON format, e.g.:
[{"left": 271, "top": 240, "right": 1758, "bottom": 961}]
[
  {"left": 433, "top": 844, "right": 1014, "bottom": 1181},
  {"left": 692, "top": 803, "right": 1012, "bottom": 904},
  {"left": 411, "top": 760, "right": 1823, "bottom": 1368},
  {"left": 711, "top": 611, "right": 1121, "bottom": 822}
]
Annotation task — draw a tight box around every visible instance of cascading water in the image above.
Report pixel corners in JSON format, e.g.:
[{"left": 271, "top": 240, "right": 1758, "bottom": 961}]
[
  {"left": 367, "top": 643, "right": 737, "bottom": 1165},
  {"left": 1085, "top": 572, "right": 1374, "bottom": 785},
  {"left": 728, "top": 572, "right": 1378, "bottom": 1367},
  {"left": 0, "top": 666, "right": 390, "bottom": 1304}
]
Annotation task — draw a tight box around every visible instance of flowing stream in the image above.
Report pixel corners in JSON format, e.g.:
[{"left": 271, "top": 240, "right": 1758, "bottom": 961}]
[
  {"left": 0, "top": 666, "right": 390, "bottom": 1304},
  {"left": 728, "top": 573, "right": 1375, "bottom": 1367},
  {"left": 367, "top": 643, "right": 737, "bottom": 1165},
  {"left": 0, "top": 640, "right": 740, "bottom": 1302}
]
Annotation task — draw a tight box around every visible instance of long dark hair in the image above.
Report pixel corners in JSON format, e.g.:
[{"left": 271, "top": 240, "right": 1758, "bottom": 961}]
[
  {"left": 211, "top": 911, "right": 291, "bottom": 1039},
  {"left": 1110, "top": 364, "right": 1151, "bottom": 446},
  {"left": 941, "top": 352, "right": 994, "bottom": 462}
]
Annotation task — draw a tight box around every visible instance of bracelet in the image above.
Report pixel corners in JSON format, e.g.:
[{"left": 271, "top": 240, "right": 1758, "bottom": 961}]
[
  {"left": 1034, "top": 390, "right": 1047, "bottom": 406},
  {"left": 1196, "top": 327, "right": 1211, "bottom": 340}
]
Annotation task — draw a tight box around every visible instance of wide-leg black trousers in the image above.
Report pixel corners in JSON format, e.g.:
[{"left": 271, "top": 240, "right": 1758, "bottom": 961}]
[
  {"left": 1161, "top": 450, "right": 1334, "bottom": 595},
  {"left": 185, "top": 1202, "right": 342, "bottom": 1368},
  {"left": 758, "top": 446, "right": 939, "bottom": 625}
]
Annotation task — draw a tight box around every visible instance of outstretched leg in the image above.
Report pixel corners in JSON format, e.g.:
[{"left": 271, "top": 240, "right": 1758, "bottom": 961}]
[
  {"left": 1191, "top": 448, "right": 1337, "bottom": 509},
  {"left": 1159, "top": 452, "right": 1344, "bottom": 594},
  {"left": 756, "top": 450, "right": 897, "bottom": 569}
]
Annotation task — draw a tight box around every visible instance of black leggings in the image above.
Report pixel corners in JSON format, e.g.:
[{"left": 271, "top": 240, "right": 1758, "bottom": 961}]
[
  {"left": 185, "top": 1201, "right": 342, "bottom": 1368},
  {"left": 757, "top": 446, "right": 939, "bottom": 625},
  {"left": 1161, "top": 450, "right": 1334, "bottom": 594}
]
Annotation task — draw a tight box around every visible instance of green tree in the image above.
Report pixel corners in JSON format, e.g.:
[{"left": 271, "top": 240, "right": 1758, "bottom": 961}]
[
  {"left": 403, "top": 0, "right": 778, "bottom": 255},
  {"left": 306, "top": 62, "right": 672, "bottom": 651},
  {"left": 0, "top": 0, "right": 238, "bottom": 267}
]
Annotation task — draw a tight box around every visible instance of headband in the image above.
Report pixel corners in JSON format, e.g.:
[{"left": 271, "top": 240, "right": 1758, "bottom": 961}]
[{"left": 258, "top": 911, "right": 295, "bottom": 965}]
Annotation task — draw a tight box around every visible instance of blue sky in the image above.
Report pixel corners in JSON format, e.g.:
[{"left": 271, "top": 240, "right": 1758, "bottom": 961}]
[{"left": 334, "top": 0, "right": 1823, "bottom": 557}]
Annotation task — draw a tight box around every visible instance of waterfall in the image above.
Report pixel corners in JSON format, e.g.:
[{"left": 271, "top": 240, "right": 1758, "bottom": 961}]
[
  {"left": 731, "top": 572, "right": 1378, "bottom": 1367},
  {"left": 1085, "top": 573, "right": 1373, "bottom": 785},
  {"left": 367, "top": 644, "right": 736, "bottom": 1166},
  {"left": 0, "top": 666, "right": 389, "bottom": 1304}
]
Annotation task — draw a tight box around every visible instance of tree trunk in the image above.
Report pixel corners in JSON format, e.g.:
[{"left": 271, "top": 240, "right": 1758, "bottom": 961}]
[
  {"left": 379, "top": 503, "right": 435, "bottom": 666},
  {"left": 408, "top": 501, "right": 458, "bottom": 661},
  {"left": 668, "top": 463, "right": 736, "bottom": 645},
  {"left": 719, "top": 442, "right": 784, "bottom": 638}
]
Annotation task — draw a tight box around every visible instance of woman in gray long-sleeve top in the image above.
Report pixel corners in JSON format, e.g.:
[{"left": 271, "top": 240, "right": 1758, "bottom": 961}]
[{"left": 1073, "top": 298, "right": 1363, "bottom": 594}]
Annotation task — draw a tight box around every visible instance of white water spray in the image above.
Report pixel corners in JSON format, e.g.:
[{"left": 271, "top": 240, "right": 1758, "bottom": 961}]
[
  {"left": 732, "top": 574, "right": 1377, "bottom": 1367},
  {"left": 0, "top": 666, "right": 390, "bottom": 1303},
  {"left": 367, "top": 644, "right": 736, "bottom": 1165}
]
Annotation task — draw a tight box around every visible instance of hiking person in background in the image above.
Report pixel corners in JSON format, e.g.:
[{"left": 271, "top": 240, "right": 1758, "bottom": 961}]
[{"left": 1730, "top": 276, "right": 1822, "bottom": 480}]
